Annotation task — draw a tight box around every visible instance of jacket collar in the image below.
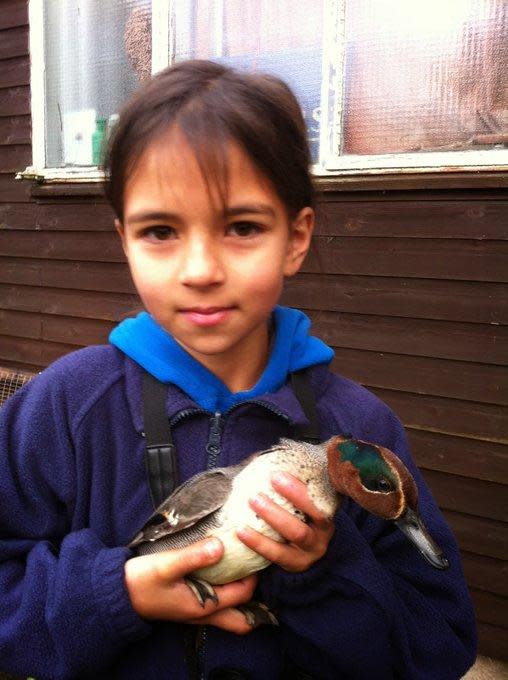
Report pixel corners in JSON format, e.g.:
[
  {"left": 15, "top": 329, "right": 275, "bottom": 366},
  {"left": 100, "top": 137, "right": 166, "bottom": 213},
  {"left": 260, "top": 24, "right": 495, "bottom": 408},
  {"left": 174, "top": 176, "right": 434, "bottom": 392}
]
[
  {"left": 123, "top": 354, "right": 330, "bottom": 435},
  {"left": 110, "top": 306, "right": 334, "bottom": 413}
]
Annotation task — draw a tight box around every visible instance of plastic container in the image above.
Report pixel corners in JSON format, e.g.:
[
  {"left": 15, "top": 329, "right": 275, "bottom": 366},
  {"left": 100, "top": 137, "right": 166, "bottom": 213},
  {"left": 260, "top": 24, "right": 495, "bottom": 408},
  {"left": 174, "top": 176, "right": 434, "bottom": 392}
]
[{"left": 92, "top": 118, "right": 107, "bottom": 166}]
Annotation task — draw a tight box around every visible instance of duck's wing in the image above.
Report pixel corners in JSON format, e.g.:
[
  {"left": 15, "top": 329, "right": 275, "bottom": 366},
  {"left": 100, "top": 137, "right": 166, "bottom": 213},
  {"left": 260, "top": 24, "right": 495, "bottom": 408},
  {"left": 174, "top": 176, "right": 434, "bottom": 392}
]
[{"left": 128, "top": 463, "right": 245, "bottom": 549}]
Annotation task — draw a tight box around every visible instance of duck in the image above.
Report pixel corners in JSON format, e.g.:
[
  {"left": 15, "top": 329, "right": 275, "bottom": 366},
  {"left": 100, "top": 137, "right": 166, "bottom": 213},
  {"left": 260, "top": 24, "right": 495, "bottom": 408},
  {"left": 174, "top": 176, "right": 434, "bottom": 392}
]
[{"left": 128, "top": 434, "right": 448, "bottom": 623}]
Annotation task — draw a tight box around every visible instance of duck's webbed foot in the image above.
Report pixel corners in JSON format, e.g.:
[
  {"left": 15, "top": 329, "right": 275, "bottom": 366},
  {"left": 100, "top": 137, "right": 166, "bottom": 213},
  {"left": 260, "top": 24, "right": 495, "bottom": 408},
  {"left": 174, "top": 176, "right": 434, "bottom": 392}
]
[
  {"left": 185, "top": 577, "right": 218, "bottom": 607},
  {"left": 184, "top": 580, "right": 278, "bottom": 627},
  {"left": 237, "top": 601, "right": 278, "bottom": 627}
]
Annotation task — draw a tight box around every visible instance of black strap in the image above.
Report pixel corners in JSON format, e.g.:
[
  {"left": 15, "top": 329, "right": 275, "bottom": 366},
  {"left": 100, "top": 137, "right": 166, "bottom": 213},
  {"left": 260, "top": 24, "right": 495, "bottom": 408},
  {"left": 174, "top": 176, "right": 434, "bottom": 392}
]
[
  {"left": 290, "top": 369, "right": 321, "bottom": 444},
  {"left": 142, "top": 371, "right": 178, "bottom": 508}
]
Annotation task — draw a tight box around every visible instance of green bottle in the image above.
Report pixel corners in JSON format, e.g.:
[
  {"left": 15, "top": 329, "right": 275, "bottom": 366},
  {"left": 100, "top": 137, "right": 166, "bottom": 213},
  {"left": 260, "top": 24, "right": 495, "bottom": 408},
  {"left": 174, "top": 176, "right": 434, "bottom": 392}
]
[{"left": 92, "top": 118, "right": 107, "bottom": 166}]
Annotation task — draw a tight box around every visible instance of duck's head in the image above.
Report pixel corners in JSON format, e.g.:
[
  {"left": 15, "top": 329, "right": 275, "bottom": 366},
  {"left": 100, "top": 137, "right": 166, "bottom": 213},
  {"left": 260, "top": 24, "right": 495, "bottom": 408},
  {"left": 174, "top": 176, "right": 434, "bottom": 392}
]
[{"left": 326, "top": 435, "right": 449, "bottom": 570}]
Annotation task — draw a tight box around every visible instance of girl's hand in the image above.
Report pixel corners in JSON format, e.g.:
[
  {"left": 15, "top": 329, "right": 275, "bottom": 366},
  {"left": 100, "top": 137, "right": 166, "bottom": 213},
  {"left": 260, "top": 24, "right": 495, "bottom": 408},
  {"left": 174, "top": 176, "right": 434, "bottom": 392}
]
[
  {"left": 237, "top": 472, "right": 335, "bottom": 573},
  {"left": 124, "top": 538, "right": 258, "bottom": 634}
]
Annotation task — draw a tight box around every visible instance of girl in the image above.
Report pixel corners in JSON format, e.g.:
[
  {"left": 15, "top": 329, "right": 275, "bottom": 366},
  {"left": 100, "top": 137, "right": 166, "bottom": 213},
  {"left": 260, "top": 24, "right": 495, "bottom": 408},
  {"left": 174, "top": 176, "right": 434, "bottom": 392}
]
[{"left": 0, "top": 60, "right": 476, "bottom": 679}]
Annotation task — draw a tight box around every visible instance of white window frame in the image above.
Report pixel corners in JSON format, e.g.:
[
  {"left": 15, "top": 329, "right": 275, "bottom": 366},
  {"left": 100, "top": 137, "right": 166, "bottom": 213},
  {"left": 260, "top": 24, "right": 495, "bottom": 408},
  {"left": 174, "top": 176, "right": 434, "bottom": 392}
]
[{"left": 18, "top": 0, "right": 508, "bottom": 183}]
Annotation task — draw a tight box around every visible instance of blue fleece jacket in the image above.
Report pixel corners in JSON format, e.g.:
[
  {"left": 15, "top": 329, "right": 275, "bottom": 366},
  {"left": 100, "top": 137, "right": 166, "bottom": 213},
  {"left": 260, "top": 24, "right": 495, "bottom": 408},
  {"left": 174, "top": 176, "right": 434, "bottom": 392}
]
[{"left": 0, "top": 308, "right": 476, "bottom": 679}]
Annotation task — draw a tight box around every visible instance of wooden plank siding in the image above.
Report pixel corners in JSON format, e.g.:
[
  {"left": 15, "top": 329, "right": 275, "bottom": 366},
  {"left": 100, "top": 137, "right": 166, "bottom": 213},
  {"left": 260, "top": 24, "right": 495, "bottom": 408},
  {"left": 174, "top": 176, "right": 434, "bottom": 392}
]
[
  {"left": 0, "top": 0, "right": 507, "bottom": 663},
  {"left": 287, "top": 192, "right": 508, "bottom": 660}
]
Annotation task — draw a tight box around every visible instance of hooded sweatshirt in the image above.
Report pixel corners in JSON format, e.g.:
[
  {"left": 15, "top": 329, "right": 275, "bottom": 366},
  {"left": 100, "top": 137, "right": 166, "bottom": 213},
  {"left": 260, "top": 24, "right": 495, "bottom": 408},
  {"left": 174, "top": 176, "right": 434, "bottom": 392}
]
[
  {"left": 0, "top": 306, "right": 476, "bottom": 679},
  {"left": 109, "top": 305, "right": 335, "bottom": 412}
]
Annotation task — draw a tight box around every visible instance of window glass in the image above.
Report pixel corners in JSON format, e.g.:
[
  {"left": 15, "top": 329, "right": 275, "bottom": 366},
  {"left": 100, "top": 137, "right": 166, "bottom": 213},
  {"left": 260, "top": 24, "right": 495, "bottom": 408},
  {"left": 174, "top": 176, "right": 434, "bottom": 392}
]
[
  {"left": 43, "top": 0, "right": 152, "bottom": 167},
  {"left": 39, "top": 0, "right": 506, "bottom": 172},
  {"left": 171, "top": 0, "right": 324, "bottom": 161},
  {"left": 342, "top": 0, "right": 508, "bottom": 155}
]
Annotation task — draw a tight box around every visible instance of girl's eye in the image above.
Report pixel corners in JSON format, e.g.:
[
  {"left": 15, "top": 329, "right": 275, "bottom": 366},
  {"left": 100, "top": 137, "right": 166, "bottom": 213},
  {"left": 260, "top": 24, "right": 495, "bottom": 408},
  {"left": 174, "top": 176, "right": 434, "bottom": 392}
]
[
  {"left": 142, "top": 226, "right": 176, "bottom": 241},
  {"left": 228, "top": 221, "right": 262, "bottom": 238}
]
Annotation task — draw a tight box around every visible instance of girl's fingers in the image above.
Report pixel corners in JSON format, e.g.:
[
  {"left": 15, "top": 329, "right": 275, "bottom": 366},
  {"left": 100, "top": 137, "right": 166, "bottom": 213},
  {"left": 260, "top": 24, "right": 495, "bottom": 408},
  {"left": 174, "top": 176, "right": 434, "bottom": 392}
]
[
  {"left": 151, "top": 576, "right": 256, "bottom": 621},
  {"left": 173, "top": 573, "right": 258, "bottom": 616},
  {"left": 210, "top": 575, "right": 258, "bottom": 610},
  {"left": 176, "top": 576, "right": 257, "bottom": 621},
  {"left": 188, "top": 607, "right": 255, "bottom": 635},
  {"left": 126, "top": 547, "right": 257, "bottom": 621},
  {"left": 249, "top": 488, "right": 334, "bottom": 550},
  {"left": 249, "top": 493, "right": 314, "bottom": 548},
  {"left": 237, "top": 525, "right": 310, "bottom": 572},
  {"left": 151, "top": 537, "right": 224, "bottom": 580},
  {"left": 271, "top": 472, "right": 332, "bottom": 528},
  {"left": 239, "top": 475, "right": 335, "bottom": 572}
]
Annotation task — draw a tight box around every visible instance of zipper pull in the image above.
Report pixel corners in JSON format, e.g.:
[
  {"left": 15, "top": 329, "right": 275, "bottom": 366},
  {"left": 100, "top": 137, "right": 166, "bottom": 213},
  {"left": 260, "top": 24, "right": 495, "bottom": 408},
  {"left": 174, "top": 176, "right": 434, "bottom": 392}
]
[{"left": 206, "top": 411, "right": 223, "bottom": 468}]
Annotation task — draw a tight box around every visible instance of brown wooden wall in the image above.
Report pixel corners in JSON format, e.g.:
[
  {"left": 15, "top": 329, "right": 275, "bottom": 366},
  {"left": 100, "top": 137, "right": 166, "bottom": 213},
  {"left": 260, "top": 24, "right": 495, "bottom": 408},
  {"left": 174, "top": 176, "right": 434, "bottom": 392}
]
[
  {"left": 1, "top": 0, "right": 507, "bottom": 662},
  {"left": 288, "top": 190, "right": 508, "bottom": 661}
]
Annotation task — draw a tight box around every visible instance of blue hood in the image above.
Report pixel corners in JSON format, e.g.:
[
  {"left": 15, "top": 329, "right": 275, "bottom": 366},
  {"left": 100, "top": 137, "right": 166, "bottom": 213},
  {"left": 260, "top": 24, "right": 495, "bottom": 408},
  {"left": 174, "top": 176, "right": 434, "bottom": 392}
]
[{"left": 109, "top": 305, "right": 334, "bottom": 412}]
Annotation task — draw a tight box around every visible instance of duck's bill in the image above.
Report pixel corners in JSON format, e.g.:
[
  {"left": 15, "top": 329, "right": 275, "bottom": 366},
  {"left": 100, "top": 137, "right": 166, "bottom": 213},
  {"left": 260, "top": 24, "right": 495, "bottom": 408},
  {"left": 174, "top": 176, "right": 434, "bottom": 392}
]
[{"left": 394, "top": 508, "right": 449, "bottom": 570}]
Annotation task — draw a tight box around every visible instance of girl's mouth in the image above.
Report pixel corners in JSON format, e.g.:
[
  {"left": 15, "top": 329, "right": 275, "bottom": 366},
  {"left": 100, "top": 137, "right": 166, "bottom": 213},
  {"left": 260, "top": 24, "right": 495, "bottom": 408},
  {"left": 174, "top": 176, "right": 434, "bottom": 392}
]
[{"left": 180, "top": 307, "right": 234, "bottom": 327}]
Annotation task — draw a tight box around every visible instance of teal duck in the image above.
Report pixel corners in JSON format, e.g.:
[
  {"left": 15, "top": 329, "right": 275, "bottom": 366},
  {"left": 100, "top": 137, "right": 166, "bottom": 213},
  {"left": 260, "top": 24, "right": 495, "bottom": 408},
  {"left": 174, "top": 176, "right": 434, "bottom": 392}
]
[{"left": 129, "top": 435, "right": 448, "bottom": 620}]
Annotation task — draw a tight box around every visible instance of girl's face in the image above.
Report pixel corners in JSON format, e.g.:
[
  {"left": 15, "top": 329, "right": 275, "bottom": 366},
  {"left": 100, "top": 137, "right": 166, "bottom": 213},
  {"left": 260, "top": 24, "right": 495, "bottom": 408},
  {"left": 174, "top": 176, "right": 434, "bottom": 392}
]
[{"left": 117, "top": 129, "right": 313, "bottom": 389}]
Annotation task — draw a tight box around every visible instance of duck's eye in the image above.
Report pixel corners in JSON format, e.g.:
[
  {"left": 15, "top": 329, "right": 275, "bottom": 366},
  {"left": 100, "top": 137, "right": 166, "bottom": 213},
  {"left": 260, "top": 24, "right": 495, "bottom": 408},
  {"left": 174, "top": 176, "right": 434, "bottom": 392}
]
[
  {"left": 376, "top": 477, "right": 393, "bottom": 493},
  {"left": 363, "top": 476, "right": 394, "bottom": 493}
]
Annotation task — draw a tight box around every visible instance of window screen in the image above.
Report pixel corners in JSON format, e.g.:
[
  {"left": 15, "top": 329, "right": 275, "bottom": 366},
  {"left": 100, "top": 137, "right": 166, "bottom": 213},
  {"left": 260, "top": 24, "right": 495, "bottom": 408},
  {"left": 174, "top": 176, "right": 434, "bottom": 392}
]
[
  {"left": 170, "top": 0, "right": 324, "bottom": 161},
  {"left": 44, "top": 0, "right": 152, "bottom": 168}
]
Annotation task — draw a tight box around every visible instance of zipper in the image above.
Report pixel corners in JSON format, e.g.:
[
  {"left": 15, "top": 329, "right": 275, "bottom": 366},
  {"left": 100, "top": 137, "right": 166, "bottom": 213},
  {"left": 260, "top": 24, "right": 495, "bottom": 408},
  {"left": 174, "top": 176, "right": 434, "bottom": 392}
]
[
  {"left": 188, "top": 400, "right": 289, "bottom": 680},
  {"left": 206, "top": 411, "right": 223, "bottom": 469},
  {"left": 196, "top": 412, "right": 224, "bottom": 678},
  {"left": 197, "top": 626, "right": 207, "bottom": 680},
  {"left": 204, "top": 401, "right": 289, "bottom": 470},
  {"left": 170, "top": 401, "right": 289, "bottom": 446}
]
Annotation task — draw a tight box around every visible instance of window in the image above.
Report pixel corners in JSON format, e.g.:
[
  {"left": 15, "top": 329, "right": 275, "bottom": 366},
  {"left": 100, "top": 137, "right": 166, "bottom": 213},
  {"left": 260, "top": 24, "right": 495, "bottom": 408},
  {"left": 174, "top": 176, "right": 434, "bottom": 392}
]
[
  {"left": 28, "top": 0, "right": 152, "bottom": 180},
  {"left": 323, "top": 0, "right": 508, "bottom": 172},
  {"left": 21, "top": 0, "right": 508, "bottom": 181},
  {"left": 170, "top": 0, "right": 324, "bottom": 161}
]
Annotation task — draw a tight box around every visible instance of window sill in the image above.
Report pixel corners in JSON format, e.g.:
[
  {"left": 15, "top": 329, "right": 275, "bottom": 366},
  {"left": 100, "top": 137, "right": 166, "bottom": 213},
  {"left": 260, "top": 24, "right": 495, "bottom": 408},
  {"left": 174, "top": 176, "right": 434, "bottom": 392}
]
[
  {"left": 314, "top": 169, "right": 508, "bottom": 192},
  {"left": 20, "top": 168, "right": 508, "bottom": 198}
]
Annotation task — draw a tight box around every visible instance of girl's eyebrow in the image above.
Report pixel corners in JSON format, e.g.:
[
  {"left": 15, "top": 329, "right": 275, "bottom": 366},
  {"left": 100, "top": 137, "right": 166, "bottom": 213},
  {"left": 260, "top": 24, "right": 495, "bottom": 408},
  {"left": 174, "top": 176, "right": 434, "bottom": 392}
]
[
  {"left": 126, "top": 204, "right": 276, "bottom": 224},
  {"left": 225, "top": 204, "right": 276, "bottom": 218},
  {"left": 126, "top": 210, "right": 180, "bottom": 225}
]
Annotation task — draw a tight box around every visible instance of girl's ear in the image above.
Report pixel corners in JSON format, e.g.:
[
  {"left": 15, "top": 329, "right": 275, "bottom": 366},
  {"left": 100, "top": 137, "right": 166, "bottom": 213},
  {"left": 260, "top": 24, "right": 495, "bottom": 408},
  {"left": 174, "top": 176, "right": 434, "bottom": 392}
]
[
  {"left": 283, "top": 207, "right": 315, "bottom": 277},
  {"left": 115, "top": 218, "right": 128, "bottom": 255}
]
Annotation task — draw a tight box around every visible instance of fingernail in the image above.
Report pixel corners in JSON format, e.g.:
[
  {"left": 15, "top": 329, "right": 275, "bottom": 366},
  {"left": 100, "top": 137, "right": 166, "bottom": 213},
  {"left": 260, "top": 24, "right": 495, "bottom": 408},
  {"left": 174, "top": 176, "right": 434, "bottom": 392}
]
[
  {"left": 205, "top": 538, "right": 222, "bottom": 557},
  {"left": 272, "top": 472, "right": 290, "bottom": 485},
  {"left": 237, "top": 527, "right": 250, "bottom": 540},
  {"left": 251, "top": 493, "right": 267, "bottom": 507}
]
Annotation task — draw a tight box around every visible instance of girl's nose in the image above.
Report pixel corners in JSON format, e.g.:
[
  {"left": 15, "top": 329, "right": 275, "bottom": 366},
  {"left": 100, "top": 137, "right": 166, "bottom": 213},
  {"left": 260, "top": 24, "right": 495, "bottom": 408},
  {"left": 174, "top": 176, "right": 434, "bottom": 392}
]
[{"left": 178, "top": 236, "right": 225, "bottom": 287}]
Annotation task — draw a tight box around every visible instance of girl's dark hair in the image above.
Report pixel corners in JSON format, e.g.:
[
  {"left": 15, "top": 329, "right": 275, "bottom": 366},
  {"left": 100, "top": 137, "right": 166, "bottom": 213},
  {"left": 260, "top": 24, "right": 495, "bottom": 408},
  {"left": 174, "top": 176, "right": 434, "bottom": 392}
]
[{"left": 103, "top": 59, "right": 314, "bottom": 222}]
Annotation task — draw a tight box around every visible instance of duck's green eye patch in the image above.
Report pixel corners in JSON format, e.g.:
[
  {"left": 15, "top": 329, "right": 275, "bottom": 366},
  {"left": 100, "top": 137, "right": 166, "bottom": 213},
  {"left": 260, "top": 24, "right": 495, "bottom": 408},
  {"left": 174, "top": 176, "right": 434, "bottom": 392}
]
[{"left": 338, "top": 439, "right": 397, "bottom": 492}]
